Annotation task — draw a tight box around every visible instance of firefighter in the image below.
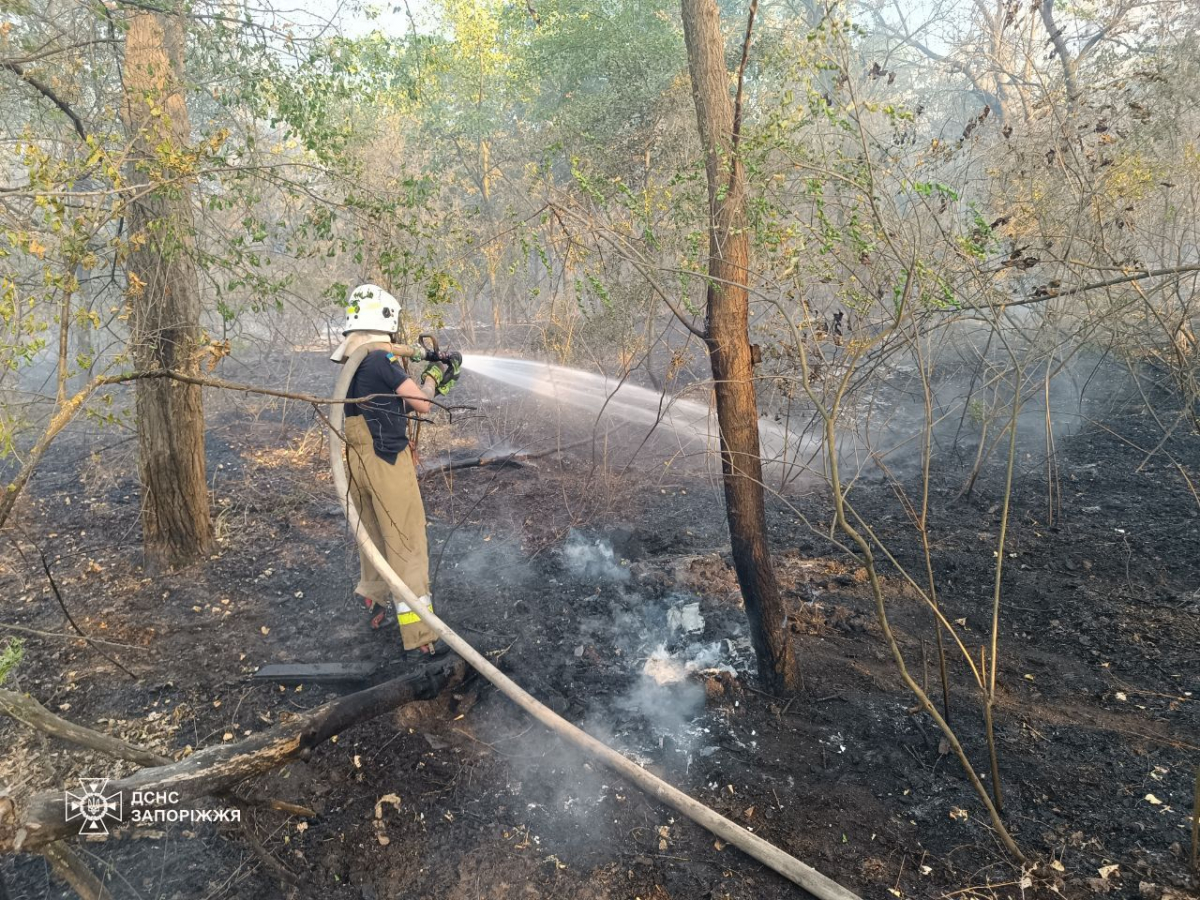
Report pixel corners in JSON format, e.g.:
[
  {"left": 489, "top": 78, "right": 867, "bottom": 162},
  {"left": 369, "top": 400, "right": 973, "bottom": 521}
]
[{"left": 330, "top": 284, "right": 461, "bottom": 655}]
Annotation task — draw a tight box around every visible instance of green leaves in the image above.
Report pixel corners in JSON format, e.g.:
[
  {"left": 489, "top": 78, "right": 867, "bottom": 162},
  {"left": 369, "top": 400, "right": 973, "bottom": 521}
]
[
  {"left": 0, "top": 638, "right": 22, "bottom": 686},
  {"left": 907, "top": 180, "right": 960, "bottom": 201}
]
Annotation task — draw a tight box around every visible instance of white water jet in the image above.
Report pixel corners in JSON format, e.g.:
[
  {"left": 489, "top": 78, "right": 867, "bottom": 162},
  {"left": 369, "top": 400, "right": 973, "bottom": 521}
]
[{"left": 461, "top": 354, "right": 812, "bottom": 470}]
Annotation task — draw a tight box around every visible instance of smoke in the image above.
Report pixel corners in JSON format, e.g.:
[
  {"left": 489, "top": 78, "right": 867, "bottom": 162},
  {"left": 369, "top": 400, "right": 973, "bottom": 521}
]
[
  {"left": 797, "top": 331, "right": 1138, "bottom": 487},
  {"left": 433, "top": 533, "right": 536, "bottom": 596},
  {"left": 611, "top": 675, "right": 707, "bottom": 752},
  {"left": 452, "top": 532, "right": 753, "bottom": 855},
  {"left": 559, "top": 536, "right": 738, "bottom": 758},
  {"left": 561, "top": 530, "right": 631, "bottom": 583}
]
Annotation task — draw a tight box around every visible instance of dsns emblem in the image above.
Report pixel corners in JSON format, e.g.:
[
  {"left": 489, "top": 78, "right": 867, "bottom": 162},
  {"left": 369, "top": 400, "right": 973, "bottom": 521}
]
[{"left": 65, "top": 778, "right": 122, "bottom": 835}]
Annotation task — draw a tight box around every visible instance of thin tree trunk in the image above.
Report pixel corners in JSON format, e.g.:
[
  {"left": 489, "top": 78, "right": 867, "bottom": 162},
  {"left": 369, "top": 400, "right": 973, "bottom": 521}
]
[
  {"left": 120, "top": 11, "right": 213, "bottom": 572},
  {"left": 681, "top": 0, "right": 793, "bottom": 690},
  {"left": 56, "top": 281, "right": 72, "bottom": 405},
  {"left": 0, "top": 380, "right": 101, "bottom": 528}
]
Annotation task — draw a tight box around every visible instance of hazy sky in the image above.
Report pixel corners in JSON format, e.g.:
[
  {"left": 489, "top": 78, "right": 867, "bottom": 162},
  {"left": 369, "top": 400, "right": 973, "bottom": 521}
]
[{"left": 324, "top": 0, "right": 437, "bottom": 39}]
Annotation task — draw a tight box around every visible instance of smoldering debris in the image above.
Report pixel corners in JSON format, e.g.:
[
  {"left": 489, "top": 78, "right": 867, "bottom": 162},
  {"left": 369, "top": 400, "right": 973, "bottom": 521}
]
[
  {"left": 640, "top": 650, "right": 690, "bottom": 686},
  {"left": 586, "top": 585, "right": 750, "bottom": 763},
  {"left": 666, "top": 600, "right": 704, "bottom": 634},
  {"left": 641, "top": 640, "right": 733, "bottom": 686},
  {"left": 613, "top": 673, "right": 707, "bottom": 748},
  {"left": 561, "top": 530, "right": 631, "bottom": 583},
  {"left": 455, "top": 532, "right": 763, "bottom": 855},
  {"left": 552, "top": 535, "right": 752, "bottom": 763},
  {"left": 602, "top": 630, "right": 753, "bottom": 772}
]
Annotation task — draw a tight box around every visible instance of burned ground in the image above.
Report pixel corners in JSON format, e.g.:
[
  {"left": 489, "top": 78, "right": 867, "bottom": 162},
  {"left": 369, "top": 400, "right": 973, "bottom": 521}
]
[{"left": 0, "top": 353, "right": 1197, "bottom": 900}]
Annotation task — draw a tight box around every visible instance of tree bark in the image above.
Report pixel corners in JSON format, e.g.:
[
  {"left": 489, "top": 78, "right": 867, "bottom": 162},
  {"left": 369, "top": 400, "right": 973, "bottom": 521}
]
[
  {"left": 120, "top": 11, "right": 213, "bottom": 573},
  {"left": 680, "top": 0, "right": 794, "bottom": 690},
  {"left": 0, "top": 656, "right": 463, "bottom": 853}
]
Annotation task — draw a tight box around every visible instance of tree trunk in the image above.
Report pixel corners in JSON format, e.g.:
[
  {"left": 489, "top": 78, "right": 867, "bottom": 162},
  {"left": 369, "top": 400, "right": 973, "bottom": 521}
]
[
  {"left": 680, "top": 0, "right": 795, "bottom": 690},
  {"left": 120, "top": 12, "right": 213, "bottom": 573}
]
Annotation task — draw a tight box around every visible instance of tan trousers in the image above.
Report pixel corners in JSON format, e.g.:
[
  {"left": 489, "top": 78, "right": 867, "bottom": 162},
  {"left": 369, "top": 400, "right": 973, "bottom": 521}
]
[{"left": 344, "top": 415, "right": 437, "bottom": 650}]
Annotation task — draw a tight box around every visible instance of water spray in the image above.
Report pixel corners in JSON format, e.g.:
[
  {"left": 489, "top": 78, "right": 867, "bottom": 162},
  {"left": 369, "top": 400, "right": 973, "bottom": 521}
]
[
  {"left": 329, "top": 343, "right": 861, "bottom": 900},
  {"left": 461, "top": 353, "right": 813, "bottom": 467}
]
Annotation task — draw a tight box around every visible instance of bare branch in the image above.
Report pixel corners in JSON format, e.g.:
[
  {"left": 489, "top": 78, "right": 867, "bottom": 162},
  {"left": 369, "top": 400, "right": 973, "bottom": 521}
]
[
  {"left": 1038, "top": 0, "right": 1080, "bottom": 103},
  {"left": 869, "top": 11, "right": 1006, "bottom": 118},
  {"left": 731, "top": 0, "right": 758, "bottom": 153},
  {"left": 0, "top": 366, "right": 473, "bottom": 531},
  {"left": 1, "top": 40, "right": 120, "bottom": 66},
  {"left": 42, "top": 842, "right": 111, "bottom": 900},
  {"left": 1, "top": 60, "right": 88, "bottom": 142},
  {"left": 0, "top": 689, "right": 168, "bottom": 767},
  {"left": 964, "top": 264, "right": 1200, "bottom": 311},
  {"left": 0, "top": 622, "right": 138, "bottom": 649}
]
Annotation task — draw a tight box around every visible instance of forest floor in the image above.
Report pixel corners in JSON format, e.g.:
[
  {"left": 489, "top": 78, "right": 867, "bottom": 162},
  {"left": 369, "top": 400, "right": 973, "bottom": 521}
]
[{"left": 1, "top": 350, "right": 1198, "bottom": 900}]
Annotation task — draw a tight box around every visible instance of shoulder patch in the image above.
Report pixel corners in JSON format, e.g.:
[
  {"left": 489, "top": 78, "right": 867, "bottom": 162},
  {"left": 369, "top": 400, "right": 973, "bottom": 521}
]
[{"left": 386, "top": 352, "right": 398, "bottom": 363}]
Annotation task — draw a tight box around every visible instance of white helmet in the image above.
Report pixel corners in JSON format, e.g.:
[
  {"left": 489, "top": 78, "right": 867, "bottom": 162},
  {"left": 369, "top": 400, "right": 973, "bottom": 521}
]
[{"left": 341, "top": 283, "right": 401, "bottom": 334}]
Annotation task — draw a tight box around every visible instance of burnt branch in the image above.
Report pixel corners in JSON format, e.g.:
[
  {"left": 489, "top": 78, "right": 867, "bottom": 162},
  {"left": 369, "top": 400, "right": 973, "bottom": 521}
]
[
  {"left": 42, "top": 841, "right": 110, "bottom": 900},
  {"left": 0, "top": 656, "right": 464, "bottom": 853}
]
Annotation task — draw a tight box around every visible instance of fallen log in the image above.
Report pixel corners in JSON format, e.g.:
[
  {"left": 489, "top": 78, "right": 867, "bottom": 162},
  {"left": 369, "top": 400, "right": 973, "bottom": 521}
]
[
  {"left": 1, "top": 687, "right": 318, "bottom": 832},
  {"left": 419, "top": 450, "right": 532, "bottom": 477},
  {"left": 417, "top": 433, "right": 613, "bottom": 478},
  {"left": 0, "top": 655, "right": 463, "bottom": 853}
]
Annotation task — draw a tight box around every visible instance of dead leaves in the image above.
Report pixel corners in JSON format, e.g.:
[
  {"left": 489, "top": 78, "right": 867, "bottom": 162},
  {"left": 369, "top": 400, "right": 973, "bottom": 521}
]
[
  {"left": 373, "top": 792, "right": 401, "bottom": 846},
  {"left": 204, "top": 338, "right": 230, "bottom": 371},
  {"left": 125, "top": 271, "right": 146, "bottom": 299}
]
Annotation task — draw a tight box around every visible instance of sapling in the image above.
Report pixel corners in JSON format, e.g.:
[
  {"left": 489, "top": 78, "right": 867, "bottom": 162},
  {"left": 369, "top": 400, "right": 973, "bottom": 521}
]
[{"left": 0, "top": 638, "right": 22, "bottom": 686}]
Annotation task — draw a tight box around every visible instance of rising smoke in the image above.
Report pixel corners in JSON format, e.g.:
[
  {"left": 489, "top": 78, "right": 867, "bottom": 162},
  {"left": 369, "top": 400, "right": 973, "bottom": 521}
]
[{"left": 561, "top": 530, "right": 631, "bottom": 583}]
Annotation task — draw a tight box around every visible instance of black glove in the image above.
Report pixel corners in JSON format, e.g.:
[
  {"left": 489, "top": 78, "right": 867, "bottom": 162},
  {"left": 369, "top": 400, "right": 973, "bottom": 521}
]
[{"left": 435, "top": 349, "right": 462, "bottom": 376}]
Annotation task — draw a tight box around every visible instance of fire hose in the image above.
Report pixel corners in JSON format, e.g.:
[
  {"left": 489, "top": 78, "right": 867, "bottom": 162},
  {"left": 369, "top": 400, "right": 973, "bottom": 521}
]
[{"left": 328, "top": 344, "right": 861, "bottom": 900}]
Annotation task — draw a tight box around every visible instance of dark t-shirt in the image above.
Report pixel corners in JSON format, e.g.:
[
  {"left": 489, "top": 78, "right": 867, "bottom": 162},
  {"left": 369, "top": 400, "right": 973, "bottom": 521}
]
[{"left": 346, "top": 349, "right": 412, "bottom": 463}]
